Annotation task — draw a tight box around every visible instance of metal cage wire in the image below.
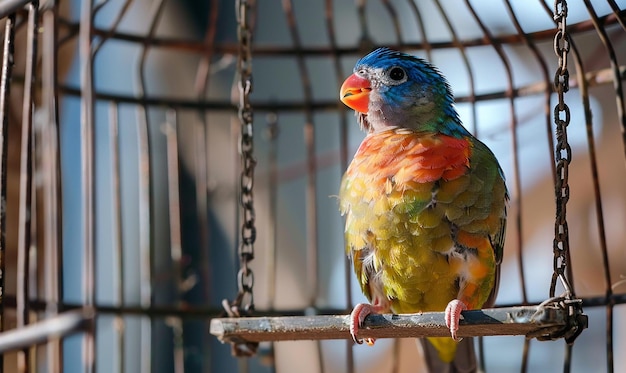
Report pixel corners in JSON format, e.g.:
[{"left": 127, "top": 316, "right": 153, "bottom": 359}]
[{"left": 0, "top": 0, "right": 624, "bottom": 372}]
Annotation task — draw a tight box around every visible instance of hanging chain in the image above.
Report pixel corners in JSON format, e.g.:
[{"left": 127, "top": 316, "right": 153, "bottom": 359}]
[
  {"left": 221, "top": 0, "right": 259, "bottom": 357},
  {"left": 550, "top": 0, "right": 573, "bottom": 300},
  {"left": 235, "top": 0, "right": 256, "bottom": 315},
  {"left": 539, "top": 0, "right": 587, "bottom": 345}
]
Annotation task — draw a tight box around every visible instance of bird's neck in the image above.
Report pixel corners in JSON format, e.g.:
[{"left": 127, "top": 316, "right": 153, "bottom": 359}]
[{"left": 367, "top": 102, "right": 467, "bottom": 138}]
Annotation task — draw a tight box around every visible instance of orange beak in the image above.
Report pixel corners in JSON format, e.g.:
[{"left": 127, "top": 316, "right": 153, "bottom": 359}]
[{"left": 340, "top": 73, "right": 371, "bottom": 113}]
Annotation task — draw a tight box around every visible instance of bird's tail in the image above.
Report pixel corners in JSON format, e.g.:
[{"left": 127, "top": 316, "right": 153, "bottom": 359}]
[{"left": 417, "top": 337, "right": 477, "bottom": 373}]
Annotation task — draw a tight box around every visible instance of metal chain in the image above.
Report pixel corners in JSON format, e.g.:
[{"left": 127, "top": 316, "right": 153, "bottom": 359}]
[
  {"left": 222, "top": 0, "right": 259, "bottom": 357},
  {"left": 542, "top": 0, "right": 587, "bottom": 345},
  {"left": 235, "top": 0, "right": 256, "bottom": 314},
  {"left": 550, "top": 0, "right": 573, "bottom": 299}
]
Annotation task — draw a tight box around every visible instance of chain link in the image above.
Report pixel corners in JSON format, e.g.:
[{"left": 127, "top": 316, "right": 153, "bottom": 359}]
[
  {"left": 220, "top": 0, "right": 259, "bottom": 357},
  {"left": 532, "top": 0, "right": 587, "bottom": 345},
  {"left": 234, "top": 0, "right": 256, "bottom": 313},
  {"left": 550, "top": 0, "right": 575, "bottom": 299}
]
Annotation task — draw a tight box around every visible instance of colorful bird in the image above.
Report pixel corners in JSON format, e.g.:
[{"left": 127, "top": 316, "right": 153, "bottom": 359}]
[{"left": 338, "top": 48, "right": 508, "bottom": 371}]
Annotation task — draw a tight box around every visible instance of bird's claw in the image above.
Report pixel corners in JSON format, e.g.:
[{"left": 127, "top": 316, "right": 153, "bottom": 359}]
[
  {"left": 445, "top": 299, "right": 467, "bottom": 342},
  {"left": 349, "top": 303, "right": 377, "bottom": 346}
]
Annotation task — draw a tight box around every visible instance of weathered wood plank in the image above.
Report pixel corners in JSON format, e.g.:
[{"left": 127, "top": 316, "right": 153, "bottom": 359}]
[{"left": 210, "top": 306, "right": 567, "bottom": 343}]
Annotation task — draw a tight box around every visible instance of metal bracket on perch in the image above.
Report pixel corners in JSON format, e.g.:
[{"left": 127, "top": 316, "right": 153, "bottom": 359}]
[{"left": 210, "top": 305, "right": 573, "bottom": 345}]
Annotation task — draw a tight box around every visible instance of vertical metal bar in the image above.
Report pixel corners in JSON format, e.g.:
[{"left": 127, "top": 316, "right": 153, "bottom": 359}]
[
  {"left": 281, "top": 0, "right": 318, "bottom": 306},
  {"left": 563, "top": 343, "right": 572, "bottom": 373},
  {"left": 606, "top": 0, "right": 626, "bottom": 32},
  {"left": 574, "top": 52, "right": 614, "bottom": 373},
  {"left": 566, "top": 4, "right": 614, "bottom": 371},
  {"left": 464, "top": 3, "right": 526, "bottom": 371},
  {"left": 191, "top": 3, "right": 220, "bottom": 369},
  {"left": 165, "top": 109, "right": 184, "bottom": 373},
  {"left": 379, "top": 0, "right": 403, "bottom": 46},
  {"left": 92, "top": 0, "right": 133, "bottom": 54},
  {"left": 135, "top": 96, "right": 152, "bottom": 373},
  {"left": 192, "top": 0, "right": 219, "bottom": 316},
  {"left": 0, "top": 0, "right": 32, "bottom": 18},
  {"left": 323, "top": 1, "right": 354, "bottom": 371},
  {"left": 540, "top": 3, "right": 598, "bottom": 369},
  {"left": 355, "top": 0, "right": 372, "bottom": 49},
  {"left": 28, "top": 120, "right": 38, "bottom": 370},
  {"left": 0, "top": 16, "right": 16, "bottom": 373},
  {"left": 390, "top": 339, "right": 400, "bottom": 373},
  {"left": 405, "top": 0, "right": 432, "bottom": 61},
  {"left": 504, "top": 3, "right": 557, "bottom": 371},
  {"left": 79, "top": 0, "right": 96, "bottom": 370},
  {"left": 463, "top": 1, "right": 527, "bottom": 305},
  {"left": 582, "top": 0, "right": 626, "bottom": 170},
  {"left": 93, "top": 1, "right": 135, "bottom": 368},
  {"left": 433, "top": 0, "right": 476, "bottom": 134},
  {"left": 109, "top": 101, "right": 125, "bottom": 373},
  {"left": 17, "top": 3, "right": 39, "bottom": 372},
  {"left": 265, "top": 113, "right": 278, "bottom": 311},
  {"left": 135, "top": 2, "right": 166, "bottom": 372},
  {"left": 520, "top": 339, "right": 530, "bottom": 373},
  {"left": 503, "top": 0, "right": 555, "bottom": 184},
  {"left": 42, "top": 1, "right": 62, "bottom": 372},
  {"left": 264, "top": 112, "right": 278, "bottom": 373},
  {"left": 281, "top": 1, "right": 323, "bottom": 370}
]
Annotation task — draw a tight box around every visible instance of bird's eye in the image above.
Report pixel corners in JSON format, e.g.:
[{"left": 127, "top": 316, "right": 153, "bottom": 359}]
[{"left": 388, "top": 67, "right": 406, "bottom": 81}]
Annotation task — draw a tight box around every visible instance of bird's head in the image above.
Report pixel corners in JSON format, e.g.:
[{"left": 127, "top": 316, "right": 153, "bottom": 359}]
[{"left": 340, "top": 47, "right": 461, "bottom": 134}]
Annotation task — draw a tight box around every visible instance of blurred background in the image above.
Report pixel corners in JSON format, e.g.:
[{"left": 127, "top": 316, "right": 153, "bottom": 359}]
[{"left": 0, "top": 0, "right": 625, "bottom": 372}]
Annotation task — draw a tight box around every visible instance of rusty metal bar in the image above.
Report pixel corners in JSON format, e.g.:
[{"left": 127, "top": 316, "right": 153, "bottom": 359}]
[
  {"left": 165, "top": 109, "right": 184, "bottom": 373},
  {"left": 578, "top": 2, "right": 619, "bottom": 371},
  {"left": 406, "top": 0, "right": 432, "bottom": 61},
  {"left": 0, "top": 16, "right": 16, "bottom": 373},
  {"left": 433, "top": 0, "right": 475, "bottom": 133},
  {"left": 52, "top": 10, "right": 626, "bottom": 56},
  {"left": 0, "top": 310, "right": 95, "bottom": 353},
  {"left": 54, "top": 64, "right": 626, "bottom": 113},
  {"left": 281, "top": 0, "right": 319, "bottom": 308},
  {"left": 134, "top": 1, "right": 167, "bottom": 372},
  {"left": 281, "top": 1, "right": 323, "bottom": 371},
  {"left": 505, "top": 0, "right": 556, "bottom": 185},
  {"left": 192, "top": 0, "right": 219, "bottom": 316},
  {"left": 109, "top": 101, "right": 125, "bottom": 373},
  {"left": 583, "top": 0, "right": 626, "bottom": 167},
  {"left": 1, "top": 292, "right": 623, "bottom": 318},
  {"left": 264, "top": 112, "right": 279, "bottom": 373},
  {"left": 324, "top": 1, "right": 354, "bottom": 372},
  {"left": 92, "top": 0, "right": 133, "bottom": 55},
  {"left": 41, "top": 2, "right": 62, "bottom": 372},
  {"left": 355, "top": 0, "right": 372, "bottom": 50},
  {"left": 380, "top": 0, "right": 404, "bottom": 46},
  {"left": 606, "top": 0, "right": 626, "bottom": 32},
  {"left": 16, "top": 3, "right": 38, "bottom": 372},
  {"left": 464, "top": 0, "right": 527, "bottom": 305},
  {"left": 0, "top": 0, "right": 31, "bottom": 18},
  {"left": 463, "top": 4, "right": 529, "bottom": 371},
  {"left": 78, "top": 0, "right": 96, "bottom": 371}
]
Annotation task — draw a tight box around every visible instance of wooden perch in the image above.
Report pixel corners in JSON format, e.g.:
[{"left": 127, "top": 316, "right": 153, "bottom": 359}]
[{"left": 210, "top": 306, "right": 567, "bottom": 344}]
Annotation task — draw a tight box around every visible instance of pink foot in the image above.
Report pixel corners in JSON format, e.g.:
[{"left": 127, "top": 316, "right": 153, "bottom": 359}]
[
  {"left": 444, "top": 299, "right": 468, "bottom": 341},
  {"left": 349, "top": 303, "right": 378, "bottom": 345}
]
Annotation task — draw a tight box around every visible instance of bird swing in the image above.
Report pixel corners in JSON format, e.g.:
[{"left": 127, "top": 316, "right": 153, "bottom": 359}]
[{"left": 210, "top": 0, "right": 587, "bottom": 362}]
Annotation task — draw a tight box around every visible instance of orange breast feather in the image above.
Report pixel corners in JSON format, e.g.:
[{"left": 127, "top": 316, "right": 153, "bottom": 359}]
[{"left": 346, "top": 129, "right": 471, "bottom": 195}]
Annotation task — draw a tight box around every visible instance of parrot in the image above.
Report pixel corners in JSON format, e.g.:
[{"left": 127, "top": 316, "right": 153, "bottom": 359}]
[{"left": 338, "top": 47, "right": 508, "bottom": 372}]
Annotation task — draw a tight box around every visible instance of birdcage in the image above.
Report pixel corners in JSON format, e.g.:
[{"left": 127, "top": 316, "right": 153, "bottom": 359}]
[{"left": 0, "top": 0, "right": 624, "bottom": 372}]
